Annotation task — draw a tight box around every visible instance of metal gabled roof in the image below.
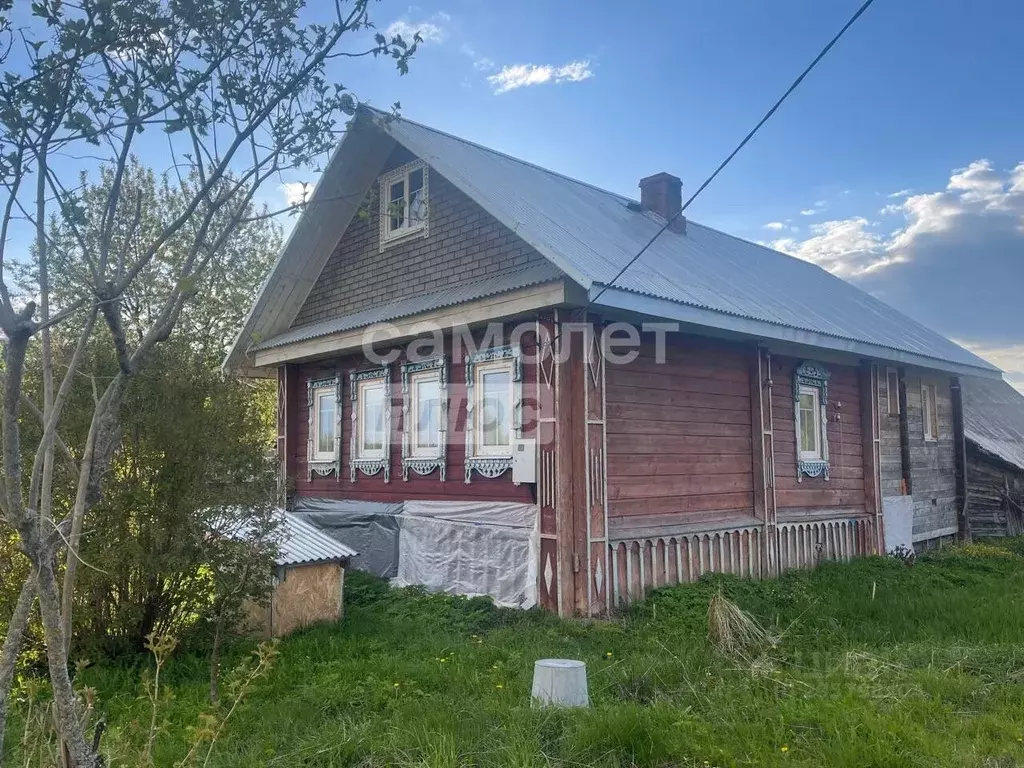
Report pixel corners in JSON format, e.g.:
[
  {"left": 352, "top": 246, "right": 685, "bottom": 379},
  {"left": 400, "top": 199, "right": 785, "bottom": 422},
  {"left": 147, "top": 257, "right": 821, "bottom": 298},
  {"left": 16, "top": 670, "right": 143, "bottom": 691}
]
[
  {"left": 227, "top": 107, "right": 999, "bottom": 378},
  {"left": 963, "top": 377, "right": 1024, "bottom": 473},
  {"left": 277, "top": 511, "right": 357, "bottom": 567},
  {"left": 252, "top": 262, "right": 563, "bottom": 352},
  {"left": 374, "top": 110, "right": 998, "bottom": 377}
]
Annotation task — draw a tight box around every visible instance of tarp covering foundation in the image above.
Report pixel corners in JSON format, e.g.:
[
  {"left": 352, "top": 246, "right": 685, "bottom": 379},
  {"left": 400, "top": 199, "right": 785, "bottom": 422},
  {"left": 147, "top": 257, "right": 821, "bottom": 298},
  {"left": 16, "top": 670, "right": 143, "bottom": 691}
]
[{"left": 291, "top": 498, "right": 539, "bottom": 609}]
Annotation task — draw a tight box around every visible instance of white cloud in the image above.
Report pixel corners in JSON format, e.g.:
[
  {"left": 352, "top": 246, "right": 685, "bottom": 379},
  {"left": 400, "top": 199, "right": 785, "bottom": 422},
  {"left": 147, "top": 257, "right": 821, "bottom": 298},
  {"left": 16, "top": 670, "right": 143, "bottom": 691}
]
[
  {"left": 887, "top": 188, "right": 913, "bottom": 198},
  {"left": 460, "top": 43, "right": 495, "bottom": 71},
  {"left": 769, "top": 217, "right": 898, "bottom": 278},
  {"left": 280, "top": 182, "right": 311, "bottom": 207},
  {"left": 957, "top": 341, "right": 1024, "bottom": 394},
  {"left": 487, "top": 59, "right": 594, "bottom": 94},
  {"left": 763, "top": 221, "right": 785, "bottom": 231},
  {"left": 386, "top": 12, "right": 449, "bottom": 44},
  {"left": 770, "top": 158, "right": 1024, "bottom": 359},
  {"left": 799, "top": 200, "right": 829, "bottom": 216}
]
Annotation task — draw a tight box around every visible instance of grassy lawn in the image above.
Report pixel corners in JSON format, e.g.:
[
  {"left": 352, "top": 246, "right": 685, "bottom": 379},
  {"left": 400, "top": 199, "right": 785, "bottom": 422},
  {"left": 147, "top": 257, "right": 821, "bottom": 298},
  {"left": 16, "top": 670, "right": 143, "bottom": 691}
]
[{"left": 13, "top": 541, "right": 1024, "bottom": 767}]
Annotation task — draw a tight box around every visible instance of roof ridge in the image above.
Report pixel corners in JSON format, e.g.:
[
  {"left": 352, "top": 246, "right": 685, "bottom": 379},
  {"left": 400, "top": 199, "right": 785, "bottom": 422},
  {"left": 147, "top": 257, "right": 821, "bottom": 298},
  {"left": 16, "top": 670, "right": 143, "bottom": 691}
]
[{"left": 361, "top": 104, "right": 637, "bottom": 206}]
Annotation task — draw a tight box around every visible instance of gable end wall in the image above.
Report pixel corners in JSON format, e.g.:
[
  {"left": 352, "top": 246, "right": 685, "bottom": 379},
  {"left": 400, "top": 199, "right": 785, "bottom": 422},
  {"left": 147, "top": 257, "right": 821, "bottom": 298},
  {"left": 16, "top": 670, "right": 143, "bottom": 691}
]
[{"left": 292, "top": 146, "right": 555, "bottom": 328}]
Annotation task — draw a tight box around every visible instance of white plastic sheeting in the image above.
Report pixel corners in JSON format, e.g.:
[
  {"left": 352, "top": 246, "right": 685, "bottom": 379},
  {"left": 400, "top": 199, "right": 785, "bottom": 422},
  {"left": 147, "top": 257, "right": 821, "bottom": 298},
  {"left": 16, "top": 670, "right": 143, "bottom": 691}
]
[{"left": 395, "top": 501, "right": 539, "bottom": 609}]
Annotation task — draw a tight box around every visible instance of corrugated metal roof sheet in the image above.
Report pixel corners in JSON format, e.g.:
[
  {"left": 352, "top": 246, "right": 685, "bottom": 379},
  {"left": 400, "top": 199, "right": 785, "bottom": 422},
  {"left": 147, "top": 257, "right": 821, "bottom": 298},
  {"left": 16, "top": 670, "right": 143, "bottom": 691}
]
[
  {"left": 963, "top": 377, "right": 1024, "bottom": 472},
  {"left": 277, "top": 511, "right": 357, "bottom": 566},
  {"left": 254, "top": 262, "right": 562, "bottom": 351},
  {"left": 375, "top": 110, "right": 997, "bottom": 374}
]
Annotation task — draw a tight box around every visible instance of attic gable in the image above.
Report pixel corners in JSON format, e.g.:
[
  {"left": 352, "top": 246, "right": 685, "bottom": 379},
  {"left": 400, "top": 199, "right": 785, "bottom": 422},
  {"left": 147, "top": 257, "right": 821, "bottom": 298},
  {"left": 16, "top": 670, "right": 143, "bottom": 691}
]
[{"left": 292, "top": 145, "right": 556, "bottom": 330}]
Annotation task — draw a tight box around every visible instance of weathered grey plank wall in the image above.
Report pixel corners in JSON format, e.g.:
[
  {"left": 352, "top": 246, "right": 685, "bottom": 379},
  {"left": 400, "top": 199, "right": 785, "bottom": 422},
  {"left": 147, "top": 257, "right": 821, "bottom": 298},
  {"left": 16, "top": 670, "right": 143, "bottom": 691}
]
[
  {"left": 877, "top": 370, "right": 903, "bottom": 498},
  {"left": 877, "top": 369, "right": 960, "bottom": 550},
  {"left": 966, "top": 447, "right": 1024, "bottom": 538},
  {"left": 905, "top": 373, "right": 958, "bottom": 547}
]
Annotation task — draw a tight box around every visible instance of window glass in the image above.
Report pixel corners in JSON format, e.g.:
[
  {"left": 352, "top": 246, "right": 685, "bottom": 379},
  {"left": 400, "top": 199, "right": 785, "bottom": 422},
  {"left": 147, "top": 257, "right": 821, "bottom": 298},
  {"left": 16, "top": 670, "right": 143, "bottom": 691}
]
[
  {"left": 408, "top": 168, "right": 425, "bottom": 225},
  {"left": 414, "top": 377, "right": 441, "bottom": 451},
  {"left": 361, "top": 384, "right": 385, "bottom": 453},
  {"left": 923, "top": 384, "right": 939, "bottom": 440},
  {"left": 389, "top": 180, "right": 405, "bottom": 231},
  {"left": 798, "top": 389, "right": 819, "bottom": 457},
  {"left": 480, "top": 369, "right": 511, "bottom": 449},
  {"left": 316, "top": 390, "right": 336, "bottom": 456},
  {"left": 887, "top": 371, "right": 900, "bottom": 416}
]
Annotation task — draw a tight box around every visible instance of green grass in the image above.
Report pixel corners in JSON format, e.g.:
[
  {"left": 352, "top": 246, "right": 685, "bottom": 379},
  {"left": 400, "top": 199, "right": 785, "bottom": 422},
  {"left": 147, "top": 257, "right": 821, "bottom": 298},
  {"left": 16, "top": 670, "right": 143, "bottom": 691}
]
[{"left": 13, "top": 542, "right": 1024, "bottom": 766}]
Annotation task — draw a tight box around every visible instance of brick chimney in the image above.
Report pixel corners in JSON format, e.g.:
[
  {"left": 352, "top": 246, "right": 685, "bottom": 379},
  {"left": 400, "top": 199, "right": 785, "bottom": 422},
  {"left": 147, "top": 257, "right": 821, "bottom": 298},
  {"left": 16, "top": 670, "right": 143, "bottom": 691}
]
[{"left": 639, "top": 172, "right": 686, "bottom": 233}]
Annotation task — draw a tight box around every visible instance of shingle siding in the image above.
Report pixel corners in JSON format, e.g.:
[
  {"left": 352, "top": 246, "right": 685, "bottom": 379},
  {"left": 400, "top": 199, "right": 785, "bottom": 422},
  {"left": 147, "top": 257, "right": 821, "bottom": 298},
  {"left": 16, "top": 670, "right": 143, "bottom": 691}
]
[{"left": 292, "top": 146, "right": 555, "bottom": 328}]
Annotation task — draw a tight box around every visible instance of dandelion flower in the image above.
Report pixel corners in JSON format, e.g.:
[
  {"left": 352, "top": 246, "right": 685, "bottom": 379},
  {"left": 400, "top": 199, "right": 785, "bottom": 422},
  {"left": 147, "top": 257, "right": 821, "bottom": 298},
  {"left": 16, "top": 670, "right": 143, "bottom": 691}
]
[
  {"left": 605, "top": 652, "right": 613, "bottom": 658},
  {"left": 781, "top": 745, "right": 789, "bottom": 753},
  {"left": 393, "top": 683, "right": 400, "bottom": 688},
  {"left": 495, "top": 684, "right": 504, "bottom": 689}
]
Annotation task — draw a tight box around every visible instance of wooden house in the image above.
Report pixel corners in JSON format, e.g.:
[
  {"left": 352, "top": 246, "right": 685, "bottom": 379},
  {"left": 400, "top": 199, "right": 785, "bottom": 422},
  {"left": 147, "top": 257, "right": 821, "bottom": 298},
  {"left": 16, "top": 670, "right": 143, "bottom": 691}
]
[
  {"left": 226, "top": 108, "right": 1003, "bottom": 616},
  {"left": 963, "top": 377, "right": 1024, "bottom": 538}
]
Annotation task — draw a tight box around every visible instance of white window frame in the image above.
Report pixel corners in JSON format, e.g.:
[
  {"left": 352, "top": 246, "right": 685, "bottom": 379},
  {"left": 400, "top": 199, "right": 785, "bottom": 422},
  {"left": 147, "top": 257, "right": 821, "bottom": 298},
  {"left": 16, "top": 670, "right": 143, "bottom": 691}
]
[
  {"left": 306, "top": 375, "right": 341, "bottom": 478},
  {"left": 797, "top": 384, "right": 823, "bottom": 461},
  {"left": 378, "top": 160, "right": 429, "bottom": 249},
  {"left": 922, "top": 382, "right": 939, "bottom": 442},
  {"left": 356, "top": 380, "right": 387, "bottom": 460},
  {"left": 464, "top": 346, "right": 522, "bottom": 483},
  {"left": 793, "top": 360, "right": 831, "bottom": 481},
  {"left": 401, "top": 358, "right": 448, "bottom": 481},
  {"left": 474, "top": 359, "right": 515, "bottom": 457},
  {"left": 349, "top": 366, "right": 391, "bottom": 482},
  {"left": 886, "top": 368, "right": 900, "bottom": 416}
]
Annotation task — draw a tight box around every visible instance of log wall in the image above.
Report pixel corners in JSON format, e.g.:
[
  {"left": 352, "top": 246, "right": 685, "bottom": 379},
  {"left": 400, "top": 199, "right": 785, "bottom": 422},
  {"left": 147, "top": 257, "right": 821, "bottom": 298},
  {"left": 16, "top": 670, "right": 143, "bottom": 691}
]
[{"left": 966, "top": 446, "right": 1024, "bottom": 538}]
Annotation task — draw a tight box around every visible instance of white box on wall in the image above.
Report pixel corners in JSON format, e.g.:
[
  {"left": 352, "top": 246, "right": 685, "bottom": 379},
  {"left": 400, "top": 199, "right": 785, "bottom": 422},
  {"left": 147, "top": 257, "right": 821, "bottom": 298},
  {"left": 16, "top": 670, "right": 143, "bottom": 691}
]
[{"left": 512, "top": 438, "right": 537, "bottom": 484}]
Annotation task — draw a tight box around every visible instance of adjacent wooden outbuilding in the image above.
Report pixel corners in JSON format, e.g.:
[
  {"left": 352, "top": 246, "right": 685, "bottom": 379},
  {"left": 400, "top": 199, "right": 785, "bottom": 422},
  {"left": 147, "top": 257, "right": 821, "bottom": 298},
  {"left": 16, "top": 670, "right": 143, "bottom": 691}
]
[{"left": 963, "top": 377, "right": 1024, "bottom": 538}]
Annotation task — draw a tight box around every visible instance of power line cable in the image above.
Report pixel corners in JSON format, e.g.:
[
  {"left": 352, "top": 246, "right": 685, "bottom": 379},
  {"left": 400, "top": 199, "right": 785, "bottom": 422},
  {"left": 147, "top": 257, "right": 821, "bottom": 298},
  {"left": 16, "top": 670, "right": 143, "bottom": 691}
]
[{"left": 585, "top": 0, "right": 878, "bottom": 311}]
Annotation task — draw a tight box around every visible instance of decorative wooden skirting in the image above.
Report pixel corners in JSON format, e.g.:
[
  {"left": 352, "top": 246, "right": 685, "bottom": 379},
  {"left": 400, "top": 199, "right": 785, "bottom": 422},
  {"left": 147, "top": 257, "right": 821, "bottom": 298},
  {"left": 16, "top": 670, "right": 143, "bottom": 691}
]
[
  {"left": 607, "top": 516, "right": 873, "bottom": 607},
  {"left": 776, "top": 517, "right": 873, "bottom": 570}
]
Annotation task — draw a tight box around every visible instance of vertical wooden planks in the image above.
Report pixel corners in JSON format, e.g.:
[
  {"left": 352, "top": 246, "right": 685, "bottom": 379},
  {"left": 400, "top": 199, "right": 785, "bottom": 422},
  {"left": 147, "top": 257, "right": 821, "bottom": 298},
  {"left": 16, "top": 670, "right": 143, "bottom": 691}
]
[
  {"left": 278, "top": 363, "right": 300, "bottom": 507},
  {"left": 859, "top": 361, "right": 883, "bottom": 554},
  {"left": 583, "top": 318, "right": 610, "bottom": 615}
]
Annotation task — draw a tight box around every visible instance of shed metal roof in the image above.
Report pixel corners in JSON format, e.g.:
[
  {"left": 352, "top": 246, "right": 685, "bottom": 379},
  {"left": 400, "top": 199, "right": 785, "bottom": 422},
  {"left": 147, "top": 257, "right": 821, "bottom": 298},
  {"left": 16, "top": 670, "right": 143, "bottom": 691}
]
[
  {"left": 277, "top": 511, "right": 357, "bottom": 567},
  {"left": 253, "top": 262, "right": 562, "bottom": 351},
  {"left": 963, "top": 378, "right": 1024, "bottom": 472}
]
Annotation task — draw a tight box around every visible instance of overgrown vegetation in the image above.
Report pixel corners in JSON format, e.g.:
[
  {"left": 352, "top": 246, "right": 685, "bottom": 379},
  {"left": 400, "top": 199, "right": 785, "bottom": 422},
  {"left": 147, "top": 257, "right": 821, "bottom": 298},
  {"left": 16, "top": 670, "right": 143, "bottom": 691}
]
[{"left": 7, "top": 542, "right": 1024, "bottom": 767}]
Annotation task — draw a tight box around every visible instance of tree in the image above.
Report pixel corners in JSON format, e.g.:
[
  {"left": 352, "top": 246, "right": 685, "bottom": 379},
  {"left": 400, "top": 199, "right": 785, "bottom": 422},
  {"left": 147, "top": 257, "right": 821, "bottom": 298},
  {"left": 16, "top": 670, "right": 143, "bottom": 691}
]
[{"left": 0, "top": 2, "right": 418, "bottom": 764}]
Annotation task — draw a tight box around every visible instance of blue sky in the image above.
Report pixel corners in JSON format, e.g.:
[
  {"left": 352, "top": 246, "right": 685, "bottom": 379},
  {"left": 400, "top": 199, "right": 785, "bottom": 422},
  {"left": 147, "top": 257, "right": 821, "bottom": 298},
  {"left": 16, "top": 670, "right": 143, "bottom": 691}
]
[{"left": 295, "top": 0, "right": 1023, "bottom": 388}]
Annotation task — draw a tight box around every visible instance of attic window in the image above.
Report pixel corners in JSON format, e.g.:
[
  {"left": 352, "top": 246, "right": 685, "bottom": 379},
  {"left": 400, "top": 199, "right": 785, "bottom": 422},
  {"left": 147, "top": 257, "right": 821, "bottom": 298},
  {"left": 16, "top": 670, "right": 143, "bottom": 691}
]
[{"left": 379, "top": 161, "right": 429, "bottom": 249}]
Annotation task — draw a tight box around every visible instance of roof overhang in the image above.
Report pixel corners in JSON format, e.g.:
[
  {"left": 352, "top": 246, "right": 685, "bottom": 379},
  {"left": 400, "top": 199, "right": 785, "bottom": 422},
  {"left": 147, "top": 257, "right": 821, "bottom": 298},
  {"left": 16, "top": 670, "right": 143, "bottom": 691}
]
[
  {"left": 251, "top": 278, "right": 577, "bottom": 369},
  {"left": 223, "top": 113, "right": 398, "bottom": 374},
  {"left": 592, "top": 285, "right": 1004, "bottom": 380}
]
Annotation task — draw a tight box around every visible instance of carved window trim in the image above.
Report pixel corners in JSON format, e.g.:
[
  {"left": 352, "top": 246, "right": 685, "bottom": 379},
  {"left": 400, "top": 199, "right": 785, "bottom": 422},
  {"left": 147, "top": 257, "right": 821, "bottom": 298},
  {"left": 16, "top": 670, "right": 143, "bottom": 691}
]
[
  {"left": 794, "top": 360, "right": 830, "bottom": 481},
  {"left": 379, "top": 160, "right": 429, "bottom": 250},
  {"left": 307, "top": 375, "right": 342, "bottom": 479},
  {"left": 349, "top": 365, "right": 391, "bottom": 482},
  {"left": 464, "top": 345, "right": 522, "bottom": 483},
  {"left": 401, "top": 357, "right": 448, "bottom": 481}
]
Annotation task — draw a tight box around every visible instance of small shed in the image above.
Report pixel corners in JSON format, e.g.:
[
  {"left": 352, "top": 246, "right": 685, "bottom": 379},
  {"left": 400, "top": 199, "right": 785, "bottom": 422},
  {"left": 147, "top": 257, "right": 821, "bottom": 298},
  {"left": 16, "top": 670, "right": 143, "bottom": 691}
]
[
  {"left": 963, "top": 378, "right": 1024, "bottom": 538},
  {"left": 249, "top": 511, "right": 357, "bottom": 638}
]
